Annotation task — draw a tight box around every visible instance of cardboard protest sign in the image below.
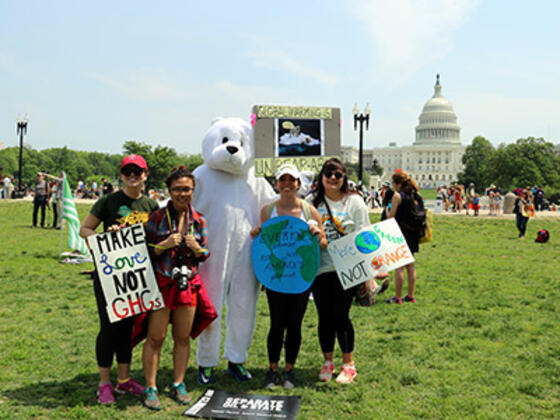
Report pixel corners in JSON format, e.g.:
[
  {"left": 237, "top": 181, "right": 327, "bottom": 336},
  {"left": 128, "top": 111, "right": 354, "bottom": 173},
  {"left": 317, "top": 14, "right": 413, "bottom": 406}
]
[
  {"left": 327, "top": 218, "right": 415, "bottom": 290},
  {"left": 252, "top": 105, "right": 341, "bottom": 176},
  {"left": 87, "top": 224, "right": 164, "bottom": 323},
  {"left": 252, "top": 216, "right": 320, "bottom": 293},
  {"left": 184, "top": 389, "right": 301, "bottom": 420}
]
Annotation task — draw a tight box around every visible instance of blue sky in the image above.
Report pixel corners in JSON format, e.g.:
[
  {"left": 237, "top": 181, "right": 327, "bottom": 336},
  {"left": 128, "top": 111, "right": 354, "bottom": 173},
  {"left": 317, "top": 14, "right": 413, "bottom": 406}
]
[{"left": 1, "top": 0, "right": 558, "bottom": 155}]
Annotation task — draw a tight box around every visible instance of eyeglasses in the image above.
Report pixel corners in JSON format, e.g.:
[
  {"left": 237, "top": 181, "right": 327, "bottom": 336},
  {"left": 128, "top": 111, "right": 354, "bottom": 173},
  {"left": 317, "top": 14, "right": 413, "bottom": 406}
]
[
  {"left": 170, "top": 186, "right": 193, "bottom": 194},
  {"left": 324, "top": 170, "right": 344, "bottom": 180},
  {"left": 121, "top": 166, "right": 144, "bottom": 177}
]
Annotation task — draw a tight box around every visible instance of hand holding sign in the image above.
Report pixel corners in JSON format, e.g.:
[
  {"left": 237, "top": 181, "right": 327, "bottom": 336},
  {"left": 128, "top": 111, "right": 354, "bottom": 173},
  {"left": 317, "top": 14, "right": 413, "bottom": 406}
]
[
  {"left": 251, "top": 216, "right": 320, "bottom": 294},
  {"left": 87, "top": 224, "right": 165, "bottom": 322},
  {"left": 327, "top": 218, "right": 415, "bottom": 290}
]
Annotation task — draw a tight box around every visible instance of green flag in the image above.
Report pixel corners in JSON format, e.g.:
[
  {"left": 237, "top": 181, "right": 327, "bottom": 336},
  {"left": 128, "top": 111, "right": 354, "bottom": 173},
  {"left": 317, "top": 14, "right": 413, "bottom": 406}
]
[{"left": 62, "top": 174, "right": 89, "bottom": 255}]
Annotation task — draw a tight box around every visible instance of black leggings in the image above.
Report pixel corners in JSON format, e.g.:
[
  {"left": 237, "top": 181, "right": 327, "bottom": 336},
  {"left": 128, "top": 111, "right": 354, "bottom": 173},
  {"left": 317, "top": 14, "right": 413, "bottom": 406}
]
[
  {"left": 266, "top": 288, "right": 310, "bottom": 365},
  {"left": 32, "top": 196, "right": 47, "bottom": 227},
  {"left": 311, "top": 271, "right": 356, "bottom": 354},
  {"left": 93, "top": 272, "right": 134, "bottom": 367},
  {"left": 516, "top": 213, "right": 529, "bottom": 237}
]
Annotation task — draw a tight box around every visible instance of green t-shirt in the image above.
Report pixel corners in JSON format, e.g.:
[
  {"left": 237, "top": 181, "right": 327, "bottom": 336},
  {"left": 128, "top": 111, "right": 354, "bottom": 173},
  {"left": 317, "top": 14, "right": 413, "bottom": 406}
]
[{"left": 90, "top": 190, "right": 159, "bottom": 232}]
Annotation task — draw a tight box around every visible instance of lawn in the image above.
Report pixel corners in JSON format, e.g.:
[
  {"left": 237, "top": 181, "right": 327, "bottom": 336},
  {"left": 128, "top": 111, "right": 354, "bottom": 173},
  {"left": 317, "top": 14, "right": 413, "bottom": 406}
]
[{"left": 1, "top": 201, "right": 559, "bottom": 419}]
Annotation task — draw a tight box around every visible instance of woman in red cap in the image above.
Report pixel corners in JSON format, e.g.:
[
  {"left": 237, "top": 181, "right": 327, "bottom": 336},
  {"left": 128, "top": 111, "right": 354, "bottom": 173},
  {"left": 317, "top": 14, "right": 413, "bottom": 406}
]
[{"left": 80, "top": 154, "right": 159, "bottom": 404}]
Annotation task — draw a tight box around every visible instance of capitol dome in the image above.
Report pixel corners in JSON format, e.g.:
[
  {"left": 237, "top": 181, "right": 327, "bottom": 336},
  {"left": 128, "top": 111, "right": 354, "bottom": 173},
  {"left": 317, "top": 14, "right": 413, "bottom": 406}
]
[{"left": 414, "top": 74, "right": 461, "bottom": 145}]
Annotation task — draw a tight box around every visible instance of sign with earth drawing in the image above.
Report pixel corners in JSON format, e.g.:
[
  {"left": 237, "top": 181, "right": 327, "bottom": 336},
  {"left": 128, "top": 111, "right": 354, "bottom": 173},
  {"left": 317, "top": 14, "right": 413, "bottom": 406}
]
[
  {"left": 251, "top": 215, "right": 320, "bottom": 293},
  {"left": 327, "top": 218, "right": 415, "bottom": 290}
]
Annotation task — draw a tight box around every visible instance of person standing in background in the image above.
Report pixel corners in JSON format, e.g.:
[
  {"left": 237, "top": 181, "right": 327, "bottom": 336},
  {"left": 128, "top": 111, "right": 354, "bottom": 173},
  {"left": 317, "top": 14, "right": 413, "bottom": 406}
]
[
  {"left": 32, "top": 173, "right": 49, "bottom": 228},
  {"left": 42, "top": 172, "right": 63, "bottom": 229}
]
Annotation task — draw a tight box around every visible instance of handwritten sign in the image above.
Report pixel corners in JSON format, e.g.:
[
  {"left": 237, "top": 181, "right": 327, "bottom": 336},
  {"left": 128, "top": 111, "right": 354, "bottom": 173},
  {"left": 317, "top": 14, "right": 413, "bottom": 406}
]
[
  {"left": 327, "top": 218, "right": 415, "bottom": 290},
  {"left": 251, "top": 216, "right": 320, "bottom": 294},
  {"left": 254, "top": 156, "right": 338, "bottom": 177},
  {"left": 87, "top": 224, "right": 164, "bottom": 323},
  {"left": 255, "top": 105, "right": 332, "bottom": 120}
]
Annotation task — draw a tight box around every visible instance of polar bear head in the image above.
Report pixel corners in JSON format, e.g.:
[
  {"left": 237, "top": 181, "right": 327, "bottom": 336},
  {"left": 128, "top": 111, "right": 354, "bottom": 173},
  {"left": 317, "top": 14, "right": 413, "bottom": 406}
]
[{"left": 201, "top": 117, "right": 254, "bottom": 175}]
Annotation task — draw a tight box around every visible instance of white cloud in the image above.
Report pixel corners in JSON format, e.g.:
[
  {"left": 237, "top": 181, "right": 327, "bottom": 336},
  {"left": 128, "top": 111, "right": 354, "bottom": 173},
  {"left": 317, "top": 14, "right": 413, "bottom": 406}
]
[
  {"left": 348, "top": 0, "right": 480, "bottom": 83},
  {"left": 88, "top": 70, "right": 187, "bottom": 102},
  {"left": 248, "top": 49, "right": 338, "bottom": 87}
]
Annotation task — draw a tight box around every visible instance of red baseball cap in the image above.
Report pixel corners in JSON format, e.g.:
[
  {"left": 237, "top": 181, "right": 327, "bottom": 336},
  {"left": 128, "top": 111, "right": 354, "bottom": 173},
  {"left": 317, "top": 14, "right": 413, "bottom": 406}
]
[{"left": 121, "top": 154, "right": 148, "bottom": 171}]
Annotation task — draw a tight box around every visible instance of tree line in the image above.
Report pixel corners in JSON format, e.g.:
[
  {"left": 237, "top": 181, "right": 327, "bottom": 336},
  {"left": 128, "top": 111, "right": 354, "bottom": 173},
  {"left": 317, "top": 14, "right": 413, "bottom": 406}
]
[
  {"left": 0, "top": 141, "right": 203, "bottom": 191},
  {"left": 458, "top": 136, "right": 560, "bottom": 201}
]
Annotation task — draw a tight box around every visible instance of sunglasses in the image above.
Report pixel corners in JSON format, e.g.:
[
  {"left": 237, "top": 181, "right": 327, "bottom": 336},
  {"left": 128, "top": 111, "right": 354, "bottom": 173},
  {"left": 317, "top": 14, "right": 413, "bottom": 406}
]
[
  {"left": 170, "top": 186, "right": 193, "bottom": 194},
  {"left": 121, "top": 166, "right": 144, "bottom": 177},
  {"left": 324, "top": 170, "right": 344, "bottom": 180}
]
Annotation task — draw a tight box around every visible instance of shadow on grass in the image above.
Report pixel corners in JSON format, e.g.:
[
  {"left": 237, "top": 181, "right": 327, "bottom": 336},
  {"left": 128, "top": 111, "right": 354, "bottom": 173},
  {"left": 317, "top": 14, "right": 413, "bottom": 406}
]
[{"left": 2, "top": 366, "right": 324, "bottom": 410}]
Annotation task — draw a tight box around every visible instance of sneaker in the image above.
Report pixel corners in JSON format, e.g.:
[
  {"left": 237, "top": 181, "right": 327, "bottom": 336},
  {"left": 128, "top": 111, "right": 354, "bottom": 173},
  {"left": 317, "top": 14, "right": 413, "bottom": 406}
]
[
  {"left": 97, "top": 383, "right": 115, "bottom": 404},
  {"left": 403, "top": 295, "right": 416, "bottom": 303},
  {"left": 227, "top": 362, "right": 252, "bottom": 382},
  {"left": 282, "top": 370, "right": 296, "bottom": 389},
  {"left": 170, "top": 382, "right": 191, "bottom": 405},
  {"left": 385, "top": 296, "right": 403, "bottom": 304},
  {"left": 262, "top": 369, "right": 281, "bottom": 389},
  {"left": 197, "top": 366, "right": 216, "bottom": 385},
  {"left": 335, "top": 363, "right": 357, "bottom": 384},
  {"left": 115, "top": 377, "right": 144, "bottom": 395},
  {"left": 143, "top": 386, "right": 161, "bottom": 411},
  {"left": 318, "top": 360, "right": 335, "bottom": 382},
  {"left": 373, "top": 278, "right": 390, "bottom": 296}
]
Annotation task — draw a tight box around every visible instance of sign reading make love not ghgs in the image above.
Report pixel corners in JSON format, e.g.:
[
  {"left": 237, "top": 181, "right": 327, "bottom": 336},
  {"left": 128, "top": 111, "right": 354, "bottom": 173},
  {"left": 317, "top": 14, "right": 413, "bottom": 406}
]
[{"left": 87, "top": 224, "right": 164, "bottom": 323}]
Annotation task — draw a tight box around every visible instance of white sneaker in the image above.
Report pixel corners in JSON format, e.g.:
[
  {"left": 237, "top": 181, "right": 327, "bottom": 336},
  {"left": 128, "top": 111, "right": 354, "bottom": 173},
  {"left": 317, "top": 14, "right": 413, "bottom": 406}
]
[
  {"left": 318, "top": 360, "right": 335, "bottom": 382},
  {"left": 335, "top": 363, "right": 357, "bottom": 384}
]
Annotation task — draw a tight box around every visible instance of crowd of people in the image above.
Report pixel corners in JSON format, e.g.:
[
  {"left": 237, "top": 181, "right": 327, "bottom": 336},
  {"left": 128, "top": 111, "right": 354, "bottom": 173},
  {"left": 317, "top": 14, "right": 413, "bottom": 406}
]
[
  {"left": 75, "top": 156, "right": 410, "bottom": 410},
  {"left": 11, "top": 153, "right": 551, "bottom": 410}
]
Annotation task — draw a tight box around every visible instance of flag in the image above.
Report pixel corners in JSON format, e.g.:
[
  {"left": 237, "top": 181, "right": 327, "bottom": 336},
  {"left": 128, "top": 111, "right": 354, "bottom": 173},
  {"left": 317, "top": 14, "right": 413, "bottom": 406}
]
[{"left": 62, "top": 173, "right": 89, "bottom": 255}]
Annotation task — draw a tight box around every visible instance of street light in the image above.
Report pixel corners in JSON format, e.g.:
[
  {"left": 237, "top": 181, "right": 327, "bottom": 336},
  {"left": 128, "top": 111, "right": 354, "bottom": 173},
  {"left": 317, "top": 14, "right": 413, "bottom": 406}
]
[
  {"left": 353, "top": 103, "right": 371, "bottom": 185},
  {"left": 16, "top": 115, "right": 28, "bottom": 193}
]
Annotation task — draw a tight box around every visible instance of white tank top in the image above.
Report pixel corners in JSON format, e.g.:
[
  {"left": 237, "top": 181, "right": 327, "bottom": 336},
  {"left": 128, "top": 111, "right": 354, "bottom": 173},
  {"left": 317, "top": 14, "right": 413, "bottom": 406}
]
[{"left": 270, "top": 204, "right": 307, "bottom": 222}]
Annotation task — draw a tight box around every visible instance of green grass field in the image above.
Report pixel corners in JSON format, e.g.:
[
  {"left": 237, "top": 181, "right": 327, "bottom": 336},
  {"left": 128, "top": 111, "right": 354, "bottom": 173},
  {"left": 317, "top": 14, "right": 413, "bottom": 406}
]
[{"left": 1, "top": 201, "right": 559, "bottom": 419}]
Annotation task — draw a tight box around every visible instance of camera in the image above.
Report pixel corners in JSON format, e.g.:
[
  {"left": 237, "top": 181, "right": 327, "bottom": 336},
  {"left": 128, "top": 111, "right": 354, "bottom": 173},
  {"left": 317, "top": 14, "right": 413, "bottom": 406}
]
[{"left": 172, "top": 253, "right": 193, "bottom": 290}]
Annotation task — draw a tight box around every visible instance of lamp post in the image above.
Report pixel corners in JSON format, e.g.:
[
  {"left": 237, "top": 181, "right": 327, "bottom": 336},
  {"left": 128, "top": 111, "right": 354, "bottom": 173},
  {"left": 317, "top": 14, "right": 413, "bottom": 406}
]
[
  {"left": 16, "top": 115, "right": 28, "bottom": 193},
  {"left": 353, "top": 103, "right": 371, "bottom": 185}
]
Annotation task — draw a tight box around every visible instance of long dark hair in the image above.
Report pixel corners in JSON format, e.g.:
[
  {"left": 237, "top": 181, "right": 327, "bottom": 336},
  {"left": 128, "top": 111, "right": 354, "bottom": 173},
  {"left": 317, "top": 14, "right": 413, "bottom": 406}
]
[{"left": 312, "top": 158, "right": 349, "bottom": 208}]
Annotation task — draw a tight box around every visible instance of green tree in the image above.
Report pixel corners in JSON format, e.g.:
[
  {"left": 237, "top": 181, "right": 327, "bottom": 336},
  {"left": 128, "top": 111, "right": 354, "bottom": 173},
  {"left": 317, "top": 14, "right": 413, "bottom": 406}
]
[
  {"left": 489, "top": 137, "right": 560, "bottom": 190},
  {"left": 457, "top": 136, "right": 495, "bottom": 191},
  {"left": 179, "top": 153, "right": 204, "bottom": 172},
  {"left": 123, "top": 140, "right": 153, "bottom": 158}
]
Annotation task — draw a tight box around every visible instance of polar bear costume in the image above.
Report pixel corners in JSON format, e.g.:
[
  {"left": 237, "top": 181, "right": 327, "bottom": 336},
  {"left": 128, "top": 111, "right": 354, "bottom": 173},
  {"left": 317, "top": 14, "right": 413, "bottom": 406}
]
[{"left": 193, "top": 117, "right": 276, "bottom": 368}]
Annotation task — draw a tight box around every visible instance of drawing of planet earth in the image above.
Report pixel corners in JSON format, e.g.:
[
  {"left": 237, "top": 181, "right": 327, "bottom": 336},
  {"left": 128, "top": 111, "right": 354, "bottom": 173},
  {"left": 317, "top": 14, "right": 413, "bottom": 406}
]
[{"left": 355, "top": 230, "right": 381, "bottom": 254}]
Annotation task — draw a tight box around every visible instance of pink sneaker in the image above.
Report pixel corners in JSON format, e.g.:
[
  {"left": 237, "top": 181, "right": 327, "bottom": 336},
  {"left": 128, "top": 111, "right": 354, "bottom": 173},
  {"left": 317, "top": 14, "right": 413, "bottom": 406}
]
[
  {"left": 115, "top": 378, "right": 144, "bottom": 396},
  {"left": 97, "top": 383, "right": 115, "bottom": 404},
  {"left": 319, "top": 360, "right": 335, "bottom": 382},
  {"left": 335, "top": 363, "right": 357, "bottom": 384}
]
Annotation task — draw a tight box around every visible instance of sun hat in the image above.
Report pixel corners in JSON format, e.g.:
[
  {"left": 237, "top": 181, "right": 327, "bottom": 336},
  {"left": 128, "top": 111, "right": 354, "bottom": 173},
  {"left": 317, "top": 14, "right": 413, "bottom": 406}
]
[
  {"left": 121, "top": 154, "right": 148, "bottom": 171},
  {"left": 275, "top": 163, "right": 300, "bottom": 181}
]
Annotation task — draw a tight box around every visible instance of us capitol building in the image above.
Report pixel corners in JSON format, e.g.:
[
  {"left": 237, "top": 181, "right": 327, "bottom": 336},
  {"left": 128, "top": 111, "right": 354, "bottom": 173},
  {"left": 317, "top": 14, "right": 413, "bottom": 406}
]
[{"left": 342, "top": 74, "right": 465, "bottom": 188}]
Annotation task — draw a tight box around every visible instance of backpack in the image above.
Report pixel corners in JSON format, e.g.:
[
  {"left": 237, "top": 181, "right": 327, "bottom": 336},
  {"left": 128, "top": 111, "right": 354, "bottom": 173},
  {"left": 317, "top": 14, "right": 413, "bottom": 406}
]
[
  {"left": 399, "top": 191, "right": 427, "bottom": 232},
  {"left": 535, "top": 229, "right": 550, "bottom": 243}
]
